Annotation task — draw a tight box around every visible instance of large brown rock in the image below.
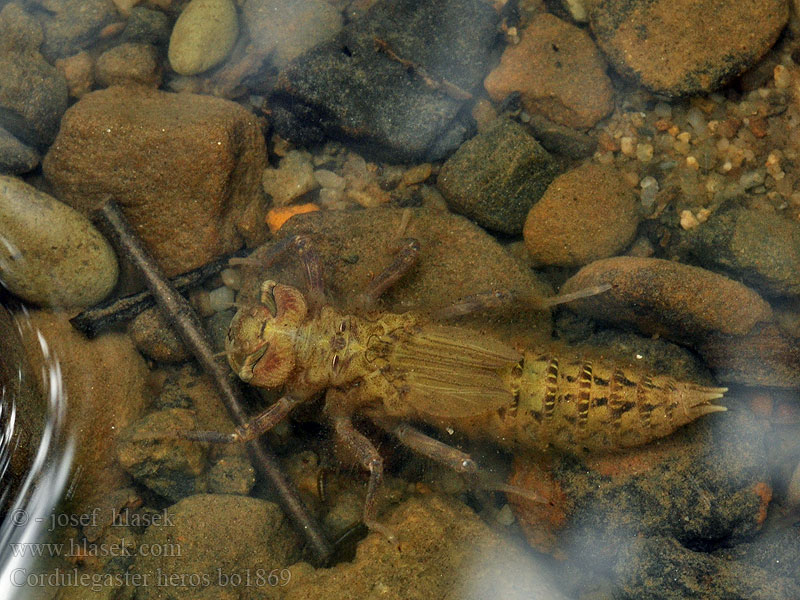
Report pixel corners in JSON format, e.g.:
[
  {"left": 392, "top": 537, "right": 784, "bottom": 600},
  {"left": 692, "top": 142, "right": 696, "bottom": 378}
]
[
  {"left": 560, "top": 257, "right": 773, "bottom": 343},
  {"left": 238, "top": 207, "right": 555, "bottom": 348},
  {"left": 590, "top": 0, "right": 789, "bottom": 96},
  {"left": 559, "top": 257, "right": 800, "bottom": 387},
  {"left": 484, "top": 13, "right": 614, "bottom": 129},
  {"left": 523, "top": 162, "right": 640, "bottom": 267},
  {"left": 22, "top": 311, "right": 150, "bottom": 514},
  {"left": 43, "top": 86, "right": 269, "bottom": 277}
]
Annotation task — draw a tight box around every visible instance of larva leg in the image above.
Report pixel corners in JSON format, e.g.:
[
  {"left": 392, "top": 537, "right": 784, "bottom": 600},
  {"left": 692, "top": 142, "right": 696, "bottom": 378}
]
[
  {"left": 331, "top": 414, "right": 398, "bottom": 546},
  {"left": 537, "top": 283, "right": 612, "bottom": 309},
  {"left": 374, "top": 419, "right": 478, "bottom": 474},
  {"left": 230, "top": 234, "right": 326, "bottom": 312},
  {"left": 374, "top": 419, "right": 547, "bottom": 504},
  {"left": 433, "top": 284, "right": 612, "bottom": 320},
  {"left": 433, "top": 289, "right": 517, "bottom": 320},
  {"left": 355, "top": 237, "right": 420, "bottom": 310},
  {"left": 179, "top": 395, "right": 305, "bottom": 443}
]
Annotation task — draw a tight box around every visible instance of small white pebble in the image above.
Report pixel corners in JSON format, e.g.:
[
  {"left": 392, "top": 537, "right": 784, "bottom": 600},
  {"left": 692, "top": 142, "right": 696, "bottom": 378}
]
[
  {"left": 774, "top": 64, "right": 791, "bottom": 89},
  {"left": 496, "top": 504, "right": 516, "bottom": 526},
  {"left": 636, "top": 143, "right": 654, "bottom": 162},
  {"left": 313, "top": 169, "right": 346, "bottom": 191},
  {"left": 686, "top": 107, "right": 707, "bottom": 135},
  {"left": 220, "top": 268, "right": 241, "bottom": 291},
  {"left": 620, "top": 136, "right": 635, "bottom": 156},
  {"left": 680, "top": 210, "right": 700, "bottom": 230},
  {"left": 639, "top": 176, "right": 658, "bottom": 210},
  {"left": 209, "top": 286, "right": 235, "bottom": 313},
  {"left": 685, "top": 156, "right": 699, "bottom": 170}
]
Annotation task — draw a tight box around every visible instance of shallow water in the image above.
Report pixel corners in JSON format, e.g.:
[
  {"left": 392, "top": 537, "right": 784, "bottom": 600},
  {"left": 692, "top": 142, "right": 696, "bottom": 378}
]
[{"left": 1, "top": 1, "right": 800, "bottom": 599}]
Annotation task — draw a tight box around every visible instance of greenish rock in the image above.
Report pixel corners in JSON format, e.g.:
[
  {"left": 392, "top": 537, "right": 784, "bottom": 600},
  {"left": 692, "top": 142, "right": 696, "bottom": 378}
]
[
  {"left": 116, "top": 408, "right": 208, "bottom": 502},
  {"left": 682, "top": 205, "right": 800, "bottom": 298},
  {"left": 168, "top": 0, "right": 239, "bottom": 75},
  {"left": 0, "top": 176, "right": 118, "bottom": 308},
  {"left": 437, "top": 118, "right": 557, "bottom": 234}
]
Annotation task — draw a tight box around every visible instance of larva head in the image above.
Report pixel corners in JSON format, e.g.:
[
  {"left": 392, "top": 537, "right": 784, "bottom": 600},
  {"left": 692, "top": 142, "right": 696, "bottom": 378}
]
[{"left": 225, "top": 281, "right": 307, "bottom": 388}]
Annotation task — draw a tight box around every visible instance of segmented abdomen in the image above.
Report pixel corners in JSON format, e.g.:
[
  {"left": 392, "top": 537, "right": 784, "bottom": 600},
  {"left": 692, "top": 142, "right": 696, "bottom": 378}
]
[{"left": 505, "top": 351, "right": 726, "bottom": 453}]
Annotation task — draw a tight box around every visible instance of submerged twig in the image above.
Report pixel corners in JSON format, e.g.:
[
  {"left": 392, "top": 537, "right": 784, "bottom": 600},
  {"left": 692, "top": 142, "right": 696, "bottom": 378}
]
[
  {"left": 374, "top": 37, "right": 473, "bottom": 101},
  {"left": 70, "top": 249, "right": 248, "bottom": 338},
  {"left": 95, "top": 200, "right": 333, "bottom": 565}
]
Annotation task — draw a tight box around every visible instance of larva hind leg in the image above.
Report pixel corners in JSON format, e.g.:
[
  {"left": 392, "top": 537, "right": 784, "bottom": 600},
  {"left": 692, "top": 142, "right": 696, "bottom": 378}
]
[
  {"left": 432, "top": 284, "right": 612, "bottom": 320},
  {"left": 331, "top": 413, "right": 399, "bottom": 547},
  {"left": 374, "top": 418, "right": 547, "bottom": 505}
]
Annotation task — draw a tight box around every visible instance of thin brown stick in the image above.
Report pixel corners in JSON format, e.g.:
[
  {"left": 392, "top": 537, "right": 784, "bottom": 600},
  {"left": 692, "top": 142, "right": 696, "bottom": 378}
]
[
  {"left": 94, "top": 200, "right": 333, "bottom": 565},
  {"left": 374, "top": 37, "right": 472, "bottom": 101}
]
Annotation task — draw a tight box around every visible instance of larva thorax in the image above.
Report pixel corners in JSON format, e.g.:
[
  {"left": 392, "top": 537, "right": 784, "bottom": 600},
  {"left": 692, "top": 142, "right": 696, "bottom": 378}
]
[{"left": 500, "top": 351, "right": 727, "bottom": 454}]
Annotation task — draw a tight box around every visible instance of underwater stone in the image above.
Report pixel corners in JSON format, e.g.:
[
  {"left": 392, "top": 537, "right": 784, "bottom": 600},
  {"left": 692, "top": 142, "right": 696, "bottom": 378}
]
[
  {"left": 590, "top": 0, "right": 789, "bottom": 96},
  {"left": 168, "top": 0, "right": 239, "bottom": 76},
  {"left": 438, "top": 118, "right": 557, "bottom": 235},
  {"left": 270, "top": 0, "right": 499, "bottom": 163},
  {"left": 132, "top": 495, "right": 301, "bottom": 600},
  {"left": 0, "top": 176, "right": 118, "bottom": 308},
  {"left": 42, "top": 86, "right": 268, "bottom": 277},
  {"left": 681, "top": 204, "right": 800, "bottom": 299},
  {"left": 39, "top": 0, "right": 117, "bottom": 61},
  {"left": 485, "top": 12, "right": 614, "bottom": 129},
  {"left": 117, "top": 408, "right": 208, "bottom": 502},
  {"left": 523, "top": 162, "right": 639, "bottom": 267},
  {"left": 560, "top": 257, "right": 773, "bottom": 343},
  {"left": 0, "top": 126, "right": 39, "bottom": 175}
]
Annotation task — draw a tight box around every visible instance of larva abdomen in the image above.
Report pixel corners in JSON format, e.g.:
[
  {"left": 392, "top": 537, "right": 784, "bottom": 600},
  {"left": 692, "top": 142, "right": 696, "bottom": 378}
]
[{"left": 510, "top": 352, "right": 727, "bottom": 453}]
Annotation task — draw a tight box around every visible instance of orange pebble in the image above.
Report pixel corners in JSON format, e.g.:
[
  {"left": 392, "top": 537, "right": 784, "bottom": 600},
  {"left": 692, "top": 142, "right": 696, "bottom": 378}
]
[
  {"left": 654, "top": 118, "right": 672, "bottom": 132},
  {"left": 752, "top": 482, "right": 772, "bottom": 526},
  {"left": 266, "top": 203, "right": 319, "bottom": 233}
]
